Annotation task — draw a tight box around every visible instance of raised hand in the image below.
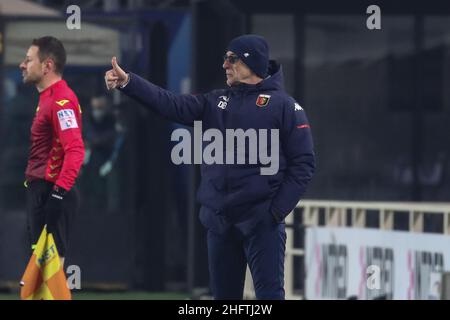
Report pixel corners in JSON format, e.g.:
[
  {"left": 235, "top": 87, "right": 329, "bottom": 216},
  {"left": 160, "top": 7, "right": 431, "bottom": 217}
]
[{"left": 104, "top": 57, "right": 128, "bottom": 90}]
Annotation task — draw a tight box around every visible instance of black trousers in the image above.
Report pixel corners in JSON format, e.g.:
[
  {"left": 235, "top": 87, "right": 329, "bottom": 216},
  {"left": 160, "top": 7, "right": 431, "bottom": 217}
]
[
  {"left": 207, "top": 211, "right": 287, "bottom": 300},
  {"left": 26, "top": 179, "right": 79, "bottom": 257}
]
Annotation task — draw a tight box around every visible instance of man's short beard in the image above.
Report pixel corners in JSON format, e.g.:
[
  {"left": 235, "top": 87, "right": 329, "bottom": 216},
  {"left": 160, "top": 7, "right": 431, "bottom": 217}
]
[
  {"left": 23, "top": 75, "right": 41, "bottom": 85},
  {"left": 227, "top": 78, "right": 241, "bottom": 87}
]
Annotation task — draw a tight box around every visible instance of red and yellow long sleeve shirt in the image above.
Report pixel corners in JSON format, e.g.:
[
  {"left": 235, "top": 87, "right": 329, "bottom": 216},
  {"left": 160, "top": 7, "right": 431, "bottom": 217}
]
[{"left": 25, "top": 80, "right": 84, "bottom": 191}]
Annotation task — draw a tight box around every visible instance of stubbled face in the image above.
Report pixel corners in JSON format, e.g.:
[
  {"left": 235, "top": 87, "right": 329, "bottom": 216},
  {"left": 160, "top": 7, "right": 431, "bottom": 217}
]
[
  {"left": 222, "top": 51, "right": 253, "bottom": 87},
  {"left": 19, "top": 46, "right": 45, "bottom": 84}
]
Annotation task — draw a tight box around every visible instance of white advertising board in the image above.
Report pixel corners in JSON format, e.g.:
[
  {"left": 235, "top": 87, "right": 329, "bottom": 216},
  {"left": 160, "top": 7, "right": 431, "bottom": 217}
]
[{"left": 305, "top": 227, "right": 449, "bottom": 300}]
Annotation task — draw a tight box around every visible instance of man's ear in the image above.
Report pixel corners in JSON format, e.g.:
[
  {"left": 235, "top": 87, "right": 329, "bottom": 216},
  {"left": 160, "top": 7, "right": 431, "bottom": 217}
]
[{"left": 43, "top": 58, "right": 55, "bottom": 74}]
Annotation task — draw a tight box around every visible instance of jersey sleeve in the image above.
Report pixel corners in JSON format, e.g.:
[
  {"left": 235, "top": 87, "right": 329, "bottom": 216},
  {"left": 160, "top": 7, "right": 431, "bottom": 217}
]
[{"left": 51, "top": 100, "right": 85, "bottom": 191}]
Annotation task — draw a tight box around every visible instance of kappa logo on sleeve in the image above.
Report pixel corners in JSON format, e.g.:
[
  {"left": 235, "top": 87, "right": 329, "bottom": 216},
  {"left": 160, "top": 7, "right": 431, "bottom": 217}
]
[
  {"left": 294, "top": 102, "right": 303, "bottom": 111},
  {"left": 57, "top": 109, "right": 78, "bottom": 130}
]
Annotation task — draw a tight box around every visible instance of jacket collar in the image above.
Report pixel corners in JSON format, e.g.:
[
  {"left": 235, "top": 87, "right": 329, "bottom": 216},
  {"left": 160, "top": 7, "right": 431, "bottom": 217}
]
[{"left": 229, "top": 60, "right": 284, "bottom": 94}]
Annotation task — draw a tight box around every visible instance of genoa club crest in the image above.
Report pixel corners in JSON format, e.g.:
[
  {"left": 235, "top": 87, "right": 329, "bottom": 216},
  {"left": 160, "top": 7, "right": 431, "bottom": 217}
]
[{"left": 256, "top": 94, "right": 271, "bottom": 107}]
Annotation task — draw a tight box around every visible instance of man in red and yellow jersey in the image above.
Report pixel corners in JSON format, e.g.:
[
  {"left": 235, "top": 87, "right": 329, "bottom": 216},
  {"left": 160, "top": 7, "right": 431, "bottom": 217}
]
[{"left": 20, "top": 36, "right": 84, "bottom": 266}]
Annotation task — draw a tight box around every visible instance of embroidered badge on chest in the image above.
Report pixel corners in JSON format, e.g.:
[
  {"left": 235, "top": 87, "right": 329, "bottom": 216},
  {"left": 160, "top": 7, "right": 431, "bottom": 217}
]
[
  {"left": 217, "top": 95, "right": 229, "bottom": 110},
  {"left": 256, "top": 94, "right": 271, "bottom": 107}
]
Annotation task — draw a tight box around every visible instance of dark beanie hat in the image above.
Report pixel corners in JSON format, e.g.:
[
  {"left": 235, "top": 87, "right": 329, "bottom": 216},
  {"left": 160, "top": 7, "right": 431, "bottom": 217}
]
[{"left": 227, "top": 34, "right": 269, "bottom": 78}]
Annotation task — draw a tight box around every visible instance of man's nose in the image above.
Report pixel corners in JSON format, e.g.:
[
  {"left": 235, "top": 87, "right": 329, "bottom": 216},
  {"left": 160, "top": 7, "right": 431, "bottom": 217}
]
[{"left": 223, "top": 60, "right": 230, "bottom": 69}]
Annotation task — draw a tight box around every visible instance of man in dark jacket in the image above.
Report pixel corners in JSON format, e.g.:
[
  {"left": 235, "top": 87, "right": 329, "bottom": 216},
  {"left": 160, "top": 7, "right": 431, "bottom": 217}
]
[{"left": 105, "top": 34, "right": 315, "bottom": 299}]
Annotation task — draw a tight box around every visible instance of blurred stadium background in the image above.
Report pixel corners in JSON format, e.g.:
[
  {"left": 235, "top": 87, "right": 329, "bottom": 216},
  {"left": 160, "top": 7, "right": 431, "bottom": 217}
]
[{"left": 1, "top": 0, "right": 450, "bottom": 300}]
